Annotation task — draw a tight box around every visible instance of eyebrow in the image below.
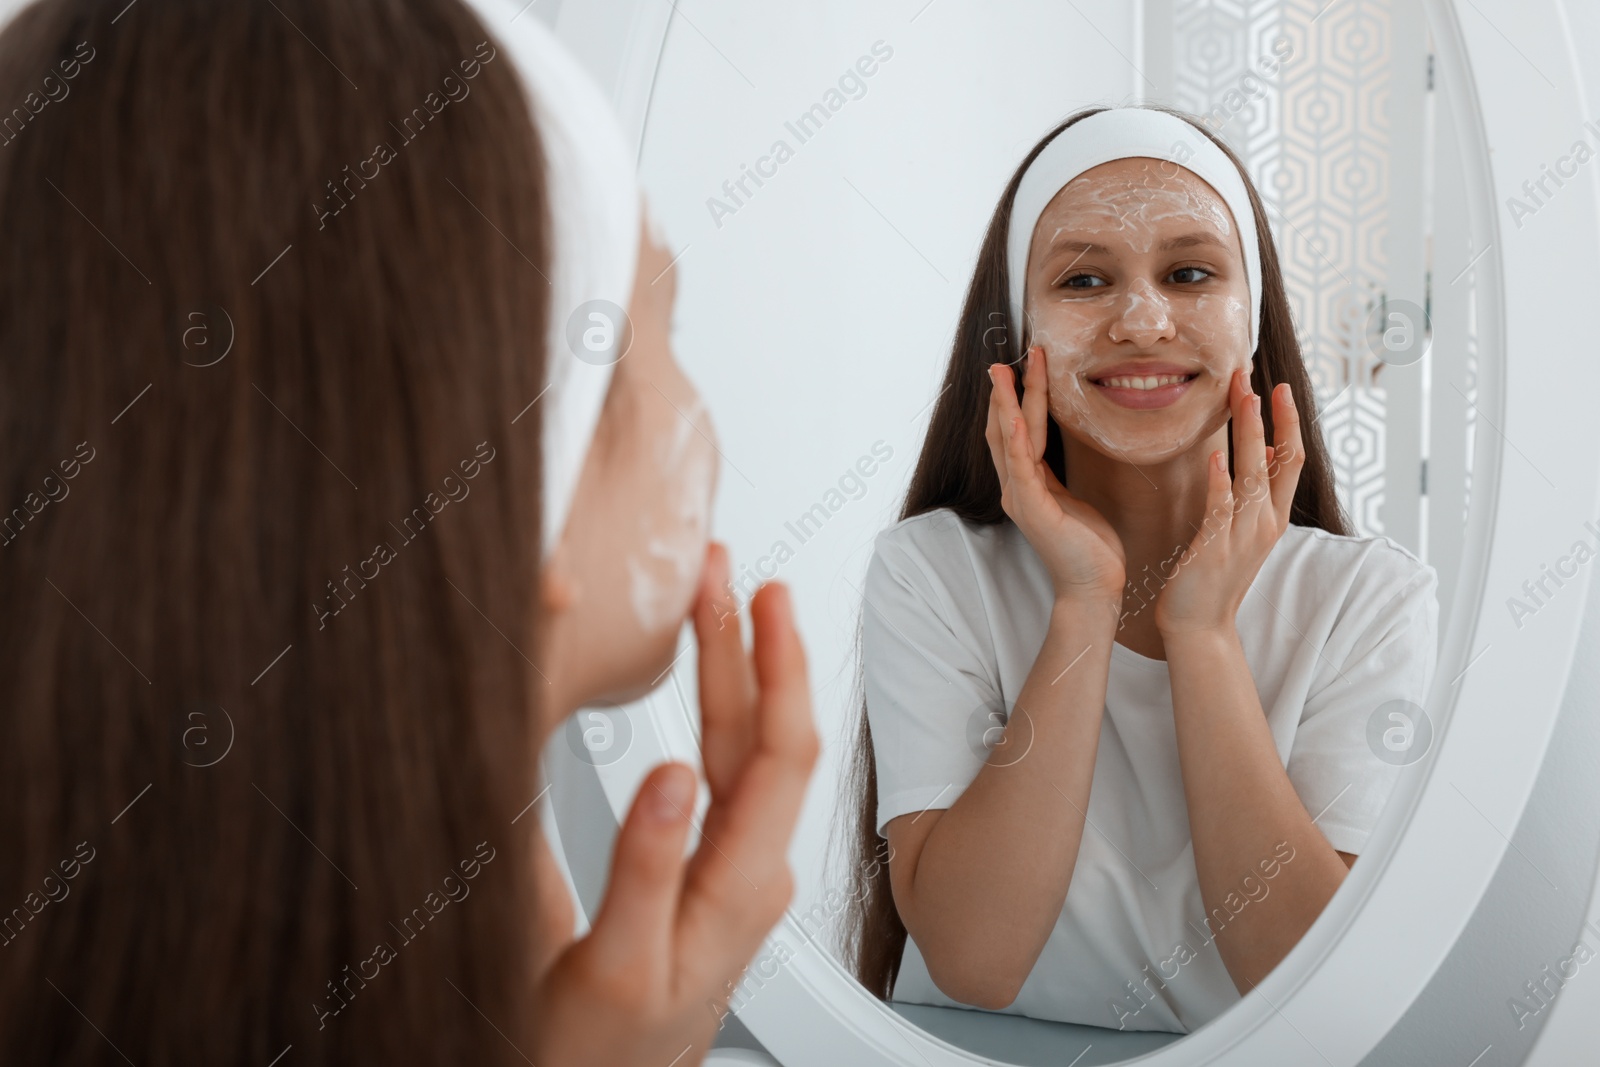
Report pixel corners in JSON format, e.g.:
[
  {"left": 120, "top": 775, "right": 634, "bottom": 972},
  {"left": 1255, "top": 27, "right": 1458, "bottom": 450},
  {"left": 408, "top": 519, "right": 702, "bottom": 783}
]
[{"left": 1045, "top": 231, "right": 1231, "bottom": 258}]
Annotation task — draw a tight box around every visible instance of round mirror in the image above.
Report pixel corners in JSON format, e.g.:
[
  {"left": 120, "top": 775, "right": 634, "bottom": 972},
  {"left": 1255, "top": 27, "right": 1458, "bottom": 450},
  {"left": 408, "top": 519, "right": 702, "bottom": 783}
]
[{"left": 533, "top": 0, "right": 1600, "bottom": 1063}]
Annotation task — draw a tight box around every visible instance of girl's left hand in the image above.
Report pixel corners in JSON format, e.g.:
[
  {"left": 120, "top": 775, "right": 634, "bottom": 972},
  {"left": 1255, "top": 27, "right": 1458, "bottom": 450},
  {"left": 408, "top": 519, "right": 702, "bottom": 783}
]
[{"left": 1154, "top": 369, "right": 1306, "bottom": 636}]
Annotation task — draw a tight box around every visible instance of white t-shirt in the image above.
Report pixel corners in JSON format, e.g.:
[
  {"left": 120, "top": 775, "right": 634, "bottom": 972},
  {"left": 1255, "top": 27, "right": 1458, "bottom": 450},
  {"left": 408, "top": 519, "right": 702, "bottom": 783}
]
[{"left": 862, "top": 508, "right": 1439, "bottom": 1034}]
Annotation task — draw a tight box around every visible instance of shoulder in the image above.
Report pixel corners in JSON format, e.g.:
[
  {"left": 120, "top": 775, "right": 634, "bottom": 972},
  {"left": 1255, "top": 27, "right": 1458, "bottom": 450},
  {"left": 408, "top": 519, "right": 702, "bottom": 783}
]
[
  {"left": 871, "top": 508, "right": 1009, "bottom": 572},
  {"left": 874, "top": 507, "right": 987, "bottom": 546},
  {"left": 1279, "top": 524, "right": 1436, "bottom": 591},
  {"left": 867, "top": 509, "right": 1019, "bottom": 614},
  {"left": 1270, "top": 524, "right": 1439, "bottom": 634}
]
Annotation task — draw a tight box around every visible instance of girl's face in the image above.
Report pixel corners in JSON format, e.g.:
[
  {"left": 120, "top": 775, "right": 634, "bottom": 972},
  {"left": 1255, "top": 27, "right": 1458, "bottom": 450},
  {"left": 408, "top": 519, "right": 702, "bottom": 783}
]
[
  {"left": 542, "top": 214, "right": 720, "bottom": 712},
  {"left": 1023, "top": 156, "right": 1254, "bottom": 467}
]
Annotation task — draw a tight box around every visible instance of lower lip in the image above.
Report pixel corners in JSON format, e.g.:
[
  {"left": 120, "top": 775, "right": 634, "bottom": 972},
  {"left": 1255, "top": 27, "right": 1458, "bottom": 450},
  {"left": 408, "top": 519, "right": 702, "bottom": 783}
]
[{"left": 1090, "top": 376, "right": 1197, "bottom": 409}]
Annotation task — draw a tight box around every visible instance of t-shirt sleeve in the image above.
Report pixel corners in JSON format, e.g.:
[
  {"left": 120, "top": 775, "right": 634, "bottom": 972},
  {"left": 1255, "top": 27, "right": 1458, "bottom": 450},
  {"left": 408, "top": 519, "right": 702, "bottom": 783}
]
[
  {"left": 1285, "top": 546, "right": 1440, "bottom": 856},
  {"left": 862, "top": 528, "right": 1002, "bottom": 840}
]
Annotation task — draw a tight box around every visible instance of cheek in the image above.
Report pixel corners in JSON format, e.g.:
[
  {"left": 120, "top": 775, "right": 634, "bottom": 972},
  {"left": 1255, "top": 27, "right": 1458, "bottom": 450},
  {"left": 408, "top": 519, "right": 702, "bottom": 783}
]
[
  {"left": 1184, "top": 294, "right": 1252, "bottom": 372},
  {"left": 1029, "top": 307, "right": 1101, "bottom": 394},
  {"left": 624, "top": 395, "right": 717, "bottom": 633}
]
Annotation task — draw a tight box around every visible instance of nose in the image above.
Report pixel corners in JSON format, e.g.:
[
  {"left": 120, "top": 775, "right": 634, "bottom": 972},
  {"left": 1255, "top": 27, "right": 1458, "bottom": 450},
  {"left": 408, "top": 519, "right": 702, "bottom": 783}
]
[{"left": 1106, "top": 277, "right": 1176, "bottom": 347}]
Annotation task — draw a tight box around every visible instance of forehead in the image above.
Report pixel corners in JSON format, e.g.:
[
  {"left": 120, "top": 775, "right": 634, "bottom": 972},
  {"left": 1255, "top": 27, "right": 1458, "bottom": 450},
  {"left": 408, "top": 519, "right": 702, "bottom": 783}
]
[{"left": 1032, "top": 156, "right": 1237, "bottom": 246}]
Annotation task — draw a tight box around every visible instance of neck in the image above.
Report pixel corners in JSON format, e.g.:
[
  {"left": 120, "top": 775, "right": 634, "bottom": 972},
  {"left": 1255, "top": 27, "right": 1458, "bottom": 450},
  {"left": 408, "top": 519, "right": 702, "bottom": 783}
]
[{"left": 1062, "top": 425, "right": 1230, "bottom": 587}]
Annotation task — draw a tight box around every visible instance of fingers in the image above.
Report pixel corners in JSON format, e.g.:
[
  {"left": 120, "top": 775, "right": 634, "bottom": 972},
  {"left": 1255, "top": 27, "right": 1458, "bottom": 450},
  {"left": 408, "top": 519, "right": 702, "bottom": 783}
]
[
  {"left": 1230, "top": 368, "right": 1269, "bottom": 517},
  {"left": 679, "top": 580, "right": 815, "bottom": 953},
  {"left": 1021, "top": 346, "right": 1049, "bottom": 464},
  {"left": 1267, "top": 382, "right": 1306, "bottom": 524},
  {"left": 991, "top": 359, "right": 1077, "bottom": 520},
  {"left": 988, "top": 362, "right": 1036, "bottom": 487},
  {"left": 713, "top": 581, "right": 816, "bottom": 869},
  {"left": 988, "top": 362, "right": 1025, "bottom": 437},
  {"left": 748, "top": 582, "right": 816, "bottom": 787},
  {"left": 1002, "top": 409, "right": 1049, "bottom": 514},
  {"left": 1202, "top": 447, "right": 1233, "bottom": 545},
  {"left": 984, "top": 364, "right": 1010, "bottom": 489},
  {"left": 584, "top": 760, "right": 699, "bottom": 975},
  {"left": 987, "top": 360, "right": 1041, "bottom": 504},
  {"left": 693, "top": 541, "right": 757, "bottom": 799}
]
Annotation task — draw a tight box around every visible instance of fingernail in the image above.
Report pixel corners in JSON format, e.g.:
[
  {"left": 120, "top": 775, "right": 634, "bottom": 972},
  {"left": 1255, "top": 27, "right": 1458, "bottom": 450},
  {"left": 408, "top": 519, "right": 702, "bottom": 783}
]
[
  {"left": 1282, "top": 385, "right": 1295, "bottom": 408},
  {"left": 1250, "top": 394, "right": 1261, "bottom": 417},
  {"left": 651, "top": 765, "right": 694, "bottom": 821}
]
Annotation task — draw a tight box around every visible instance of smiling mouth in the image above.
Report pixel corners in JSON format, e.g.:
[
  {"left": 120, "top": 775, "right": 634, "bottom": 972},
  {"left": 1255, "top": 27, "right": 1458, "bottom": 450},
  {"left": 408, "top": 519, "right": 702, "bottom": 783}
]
[
  {"left": 1089, "top": 372, "right": 1199, "bottom": 391},
  {"left": 1084, "top": 369, "right": 1201, "bottom": 411}
]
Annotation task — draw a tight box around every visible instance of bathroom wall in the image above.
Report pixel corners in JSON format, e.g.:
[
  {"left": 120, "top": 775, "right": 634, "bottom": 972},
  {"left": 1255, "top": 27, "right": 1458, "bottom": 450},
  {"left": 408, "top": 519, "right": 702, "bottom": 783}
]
[{"left": 634, "top": 0, "right": 1146, "bottom": 959}]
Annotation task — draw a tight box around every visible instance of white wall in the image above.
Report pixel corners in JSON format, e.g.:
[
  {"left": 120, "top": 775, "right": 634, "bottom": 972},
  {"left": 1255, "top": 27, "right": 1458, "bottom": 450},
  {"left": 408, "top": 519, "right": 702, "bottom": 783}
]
[{"left": 636, "top": 0, "right": 1143, "bottom": 952}]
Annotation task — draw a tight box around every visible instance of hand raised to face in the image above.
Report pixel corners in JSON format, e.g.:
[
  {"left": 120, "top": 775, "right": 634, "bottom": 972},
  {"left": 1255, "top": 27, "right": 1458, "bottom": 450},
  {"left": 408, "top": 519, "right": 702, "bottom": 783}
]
[
  {"left": 1153, "top": 369, "right": 1306, "bottom": 635},
  {"left": 985, "top": 347, "right": 1127, "bottom": 604},
  {"left": 532, "top": 541, "right": 819, "bottom": 1067}
]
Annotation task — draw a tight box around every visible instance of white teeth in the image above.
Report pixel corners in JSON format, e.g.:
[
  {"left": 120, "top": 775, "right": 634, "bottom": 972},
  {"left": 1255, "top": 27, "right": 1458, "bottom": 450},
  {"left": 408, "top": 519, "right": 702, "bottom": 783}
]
[{"left": 1097, "top": 374, "right": 1190, "bottom": 390}]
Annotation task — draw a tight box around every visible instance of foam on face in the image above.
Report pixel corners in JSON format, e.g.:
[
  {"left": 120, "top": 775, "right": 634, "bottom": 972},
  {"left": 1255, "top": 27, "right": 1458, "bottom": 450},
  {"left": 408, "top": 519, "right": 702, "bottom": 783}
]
[
  {"left": 626, "top": 392, "right": 717, "bottom": 632},
  {"left": 1024, "top": 160, "right": 1252, "bottom": 464}
]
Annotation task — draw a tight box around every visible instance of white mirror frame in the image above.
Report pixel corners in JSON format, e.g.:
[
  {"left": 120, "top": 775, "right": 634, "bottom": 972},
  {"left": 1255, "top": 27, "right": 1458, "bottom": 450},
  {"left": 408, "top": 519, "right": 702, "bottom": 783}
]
[{"left": 539, "top": 1, "right": 1600, "bottom": 1063}]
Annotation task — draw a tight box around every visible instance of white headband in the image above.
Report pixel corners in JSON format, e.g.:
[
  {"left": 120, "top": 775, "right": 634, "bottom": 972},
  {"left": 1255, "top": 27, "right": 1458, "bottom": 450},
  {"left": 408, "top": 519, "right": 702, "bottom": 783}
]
[
  {"left": 462, "top": 0, "right": 643, "bottom": 560},
  {"left": 1006, "top": 107, "right": 1262, "bottom": 355}
]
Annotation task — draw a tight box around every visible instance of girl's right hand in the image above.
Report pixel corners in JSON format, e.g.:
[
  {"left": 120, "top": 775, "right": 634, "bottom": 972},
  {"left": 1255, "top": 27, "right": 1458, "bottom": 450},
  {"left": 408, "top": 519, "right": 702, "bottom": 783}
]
[
  {"left": 985, "top": 346, "right": 1127, "bottom": 602},
  {"left": 531, "top": 543, "right": 819, "bottom": 1067}
]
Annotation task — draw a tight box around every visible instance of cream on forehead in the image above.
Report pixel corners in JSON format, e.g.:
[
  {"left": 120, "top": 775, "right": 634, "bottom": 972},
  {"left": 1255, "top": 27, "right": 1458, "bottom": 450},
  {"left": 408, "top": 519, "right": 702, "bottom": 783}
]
[
  {"left": 1034, "top": 165, "right": 1237, "bottom": 268},
  {"left": 1004, "top": 107, "right": 1264, "bottom": 353}
]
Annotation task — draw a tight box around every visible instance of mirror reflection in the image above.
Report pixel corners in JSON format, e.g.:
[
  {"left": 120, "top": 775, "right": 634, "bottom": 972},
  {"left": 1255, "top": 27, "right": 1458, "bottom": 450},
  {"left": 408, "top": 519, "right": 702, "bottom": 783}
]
[
  {"left": 634, "top": 1, "right": 1479, "bottom": 1060},
  {"left": 845, "top": 105, "right": 1437, "bottom": 1034}
]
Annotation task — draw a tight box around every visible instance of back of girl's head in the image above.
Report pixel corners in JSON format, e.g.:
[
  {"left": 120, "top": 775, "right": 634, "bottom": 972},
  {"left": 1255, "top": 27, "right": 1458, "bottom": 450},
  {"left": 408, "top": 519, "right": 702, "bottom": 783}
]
[{"left": 0, "top": 0, "right": 549, "bottom": 1061}]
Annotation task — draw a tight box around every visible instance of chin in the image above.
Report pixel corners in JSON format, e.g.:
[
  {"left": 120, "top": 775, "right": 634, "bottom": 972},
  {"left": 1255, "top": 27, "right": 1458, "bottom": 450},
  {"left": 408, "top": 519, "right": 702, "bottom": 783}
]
[
  {"left": 1060, "top": 394, "right": 1233, "bottom": 468},
  {"left": 1060, "top": 422, "right": 1208, "bottom": 468},
  {"left": 598, "top": 677, "right": 656, "bottom": 708},
  {"left": 598, "top": 622, "right": 687, "bottom": 708}
]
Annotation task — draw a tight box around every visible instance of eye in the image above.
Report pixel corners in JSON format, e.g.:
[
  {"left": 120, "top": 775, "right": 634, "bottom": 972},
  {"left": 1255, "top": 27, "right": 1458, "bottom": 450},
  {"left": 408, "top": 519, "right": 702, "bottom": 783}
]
[{"left": 1053, "top": 266, "right": 1215, "bottom": 290}]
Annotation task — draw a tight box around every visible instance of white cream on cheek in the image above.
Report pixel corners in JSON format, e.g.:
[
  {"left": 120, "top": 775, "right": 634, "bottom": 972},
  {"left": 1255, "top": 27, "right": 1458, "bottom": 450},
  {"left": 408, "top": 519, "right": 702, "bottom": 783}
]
[
  {"left": 625, "top": 392, "right": 717, "bottom": 633},
  {"left": 1026, "top": 165, "right": 1252, "bottom": 460}
]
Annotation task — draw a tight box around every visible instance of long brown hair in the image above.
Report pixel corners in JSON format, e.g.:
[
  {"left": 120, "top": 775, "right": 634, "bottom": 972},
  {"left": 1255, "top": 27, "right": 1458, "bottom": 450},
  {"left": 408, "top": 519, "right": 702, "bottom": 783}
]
[
  {"left": 837, "top": 103, "right": 1350, "bottom": 1000},
  {"left": 0, "top": 0, "right": 551, "bottom": 1061}
]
